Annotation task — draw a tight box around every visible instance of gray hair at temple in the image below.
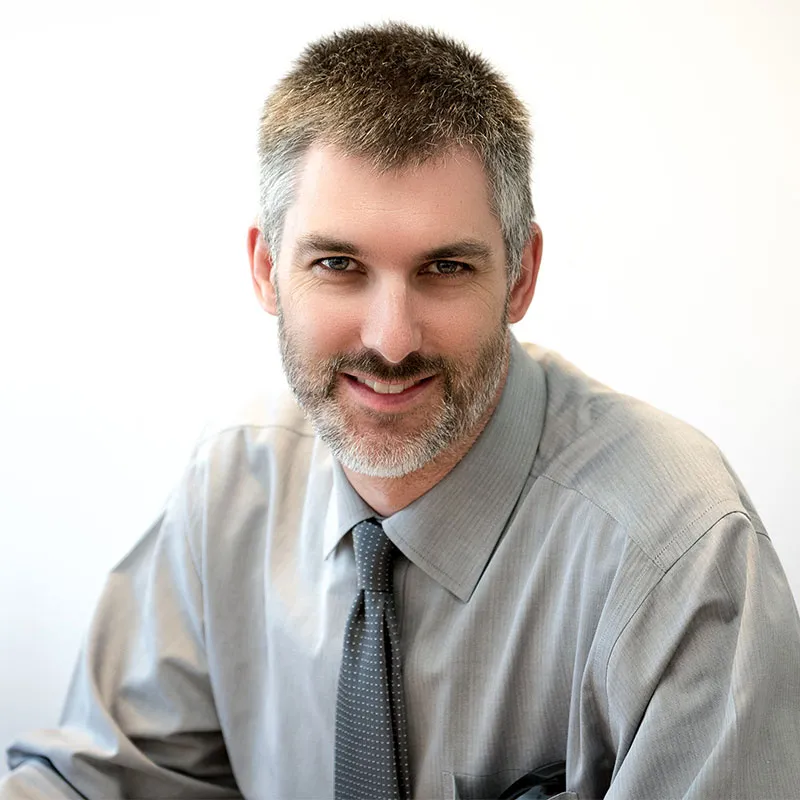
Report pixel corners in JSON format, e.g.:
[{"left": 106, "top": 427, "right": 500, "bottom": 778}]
[{"left": 256, "top": 22, "right": 535, "bottom": 285}]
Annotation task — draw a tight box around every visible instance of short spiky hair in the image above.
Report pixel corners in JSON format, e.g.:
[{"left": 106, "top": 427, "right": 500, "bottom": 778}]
[{"left": 257, "top": 22, "right": 534, "bottom": 283}]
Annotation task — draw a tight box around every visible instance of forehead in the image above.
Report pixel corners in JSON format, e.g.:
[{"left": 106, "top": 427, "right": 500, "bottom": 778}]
[{"left": 280, "top": 143, "right": 504, "bottom": 258}]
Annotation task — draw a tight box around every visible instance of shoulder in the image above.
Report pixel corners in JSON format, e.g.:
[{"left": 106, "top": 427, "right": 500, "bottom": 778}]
[
  {"left": 522, "top": 343, "right": 766, "bottom": 572},
  {"left": 186, "top": 376, "right": 319, "bottom": 482},
  {"left": 168, "top": 378, "right": 329, "bottom": 563}
]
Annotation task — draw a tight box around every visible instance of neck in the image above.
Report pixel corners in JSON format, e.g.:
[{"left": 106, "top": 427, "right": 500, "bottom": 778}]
[{"left": 342, "top": 358, "right": 510, "bottom": 517}]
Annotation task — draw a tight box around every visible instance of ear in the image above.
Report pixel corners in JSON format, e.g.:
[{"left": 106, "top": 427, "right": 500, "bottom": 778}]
[
  {"left": 507, "top": 222, "right": 543, "bottom": 324},
  {"left": 248, "top": 222, "right": 278, "bottom": 316}
]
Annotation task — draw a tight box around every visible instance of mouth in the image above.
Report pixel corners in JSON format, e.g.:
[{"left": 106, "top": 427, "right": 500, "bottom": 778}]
[{"left": 343, "top": 373, "right": 435, "bottom": 396}]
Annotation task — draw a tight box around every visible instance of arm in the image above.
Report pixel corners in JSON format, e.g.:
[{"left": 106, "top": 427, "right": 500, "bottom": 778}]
[
  {"left": 604, "top": 512, "right": 800, "bottom": 798},
  {"left": 1, "top": 457, "right": 241, "bottom": 799}
]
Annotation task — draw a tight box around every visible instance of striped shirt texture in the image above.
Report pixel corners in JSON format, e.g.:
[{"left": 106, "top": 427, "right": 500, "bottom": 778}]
[{"left": 4, "top": 337, "right": 800, "bottom": 799}]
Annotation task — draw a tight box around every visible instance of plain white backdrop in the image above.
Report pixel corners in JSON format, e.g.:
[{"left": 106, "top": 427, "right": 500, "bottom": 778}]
[{"left": 1, "top": 0, "right": 798, "bottom": 773}]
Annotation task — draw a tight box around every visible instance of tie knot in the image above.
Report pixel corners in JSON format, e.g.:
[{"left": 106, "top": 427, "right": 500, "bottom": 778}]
[{"left": 352, "top": 519, "right": 396, "bottom": 592}]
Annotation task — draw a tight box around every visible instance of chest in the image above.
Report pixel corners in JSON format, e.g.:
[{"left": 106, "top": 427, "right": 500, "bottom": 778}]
[{"left": 203, "top": 513, "right": 619, "bottom": 799}]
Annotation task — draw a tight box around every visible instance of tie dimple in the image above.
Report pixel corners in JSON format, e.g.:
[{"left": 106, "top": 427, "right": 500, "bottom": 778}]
[{"left": 354, "top": 519, "right": 396, "bottom": 592}]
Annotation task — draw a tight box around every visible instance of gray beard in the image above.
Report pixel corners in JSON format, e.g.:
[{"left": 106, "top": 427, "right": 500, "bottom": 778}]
[{"left": 275, "top": 298, "right": 509, "bottom": 478}]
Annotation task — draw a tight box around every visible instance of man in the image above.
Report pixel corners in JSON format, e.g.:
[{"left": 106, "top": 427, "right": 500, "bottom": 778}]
[{"left": 3, "top": 21, "right": 800, "bottom": 800}]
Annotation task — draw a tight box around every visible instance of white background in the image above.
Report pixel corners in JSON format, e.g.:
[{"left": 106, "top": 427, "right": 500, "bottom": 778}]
[{"left": 1, "top": 0, "right": 798, "bottom": 774}]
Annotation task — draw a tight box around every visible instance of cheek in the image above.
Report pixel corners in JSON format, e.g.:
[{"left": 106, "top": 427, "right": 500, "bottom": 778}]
[
  {"left": 286, "top": 297, "right": 362, "bottom": 354},
  {"left": 419, "top": 292, "right": 504, "bottom": 349}
]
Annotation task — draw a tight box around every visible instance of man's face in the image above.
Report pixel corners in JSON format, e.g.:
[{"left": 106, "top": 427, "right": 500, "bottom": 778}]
[{"left": 261, "top": 143, "right": 529, "bottom": 478}]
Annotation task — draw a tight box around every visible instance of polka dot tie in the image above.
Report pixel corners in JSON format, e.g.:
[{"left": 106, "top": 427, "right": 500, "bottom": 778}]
[{"left": 334, "top": 519, "right": 411, "bottom": 800}]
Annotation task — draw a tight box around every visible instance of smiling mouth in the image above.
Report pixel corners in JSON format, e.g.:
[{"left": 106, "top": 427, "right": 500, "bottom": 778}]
[{"left": 346, "top": 374, "right": 433, "bottom": 395}]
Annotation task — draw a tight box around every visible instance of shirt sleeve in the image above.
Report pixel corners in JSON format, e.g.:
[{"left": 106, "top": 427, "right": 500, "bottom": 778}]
[
  {"left": 603, "top": 511, "right": 800, "bottom": 799},
  {"left": 1, "top": 455, "right": 242, "bottom": 799}
]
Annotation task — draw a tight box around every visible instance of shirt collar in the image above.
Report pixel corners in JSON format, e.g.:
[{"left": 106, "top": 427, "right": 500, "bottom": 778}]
[{"left": 323, "top": 335, "right": 547, "bottom": 602}]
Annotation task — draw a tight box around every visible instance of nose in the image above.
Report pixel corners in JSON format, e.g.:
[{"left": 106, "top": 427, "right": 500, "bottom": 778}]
[{"left": 360, "top": 279, "right": 422, "bottom": 364}]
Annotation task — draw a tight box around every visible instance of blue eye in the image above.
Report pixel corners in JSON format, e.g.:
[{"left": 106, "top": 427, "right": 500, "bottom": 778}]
[
  {"left": 318, "top": 257, "right": 353, "bottom": 271},
  {"left": 427, "top": 260, "right": 469, "bottom": 276}
]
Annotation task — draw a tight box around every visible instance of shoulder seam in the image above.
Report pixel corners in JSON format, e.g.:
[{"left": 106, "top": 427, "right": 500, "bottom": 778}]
[
  {"left": 538, "top": 471, "right": 669, "bottom": 567},
  {"left": 652, "top": 499, "right": 741, "bottom": 564},
  {"left": 601, "top": 509, "right": 757, "bottom": 705},
  {"left": 194, "top": 422, "right": 316, "bottom": 451},
  {"left": 539, "top": 473, "right": 625, "bottom": 528}
]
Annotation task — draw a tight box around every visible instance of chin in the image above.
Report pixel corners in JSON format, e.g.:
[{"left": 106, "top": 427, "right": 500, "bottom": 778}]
[{"left": 325, "top": 429, "right": 448, "bottom": 478}]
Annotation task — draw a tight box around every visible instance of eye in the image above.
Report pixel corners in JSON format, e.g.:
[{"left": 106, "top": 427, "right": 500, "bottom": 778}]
[
  {"left": 316, "top": 256, "right": 354, "bottom": 272},
  {"left": 424, "top": 260, "right": 471, "bottom": 277}
]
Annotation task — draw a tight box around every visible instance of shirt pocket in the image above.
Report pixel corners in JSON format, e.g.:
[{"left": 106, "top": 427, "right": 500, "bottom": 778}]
[{"left": 444, "top": 768, "right": 578, "bottom": 800}]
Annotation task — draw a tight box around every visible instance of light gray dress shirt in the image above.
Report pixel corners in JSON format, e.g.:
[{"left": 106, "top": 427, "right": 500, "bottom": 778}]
[{"left": 4, "top": 338, "right": 800, "bottom": 799}]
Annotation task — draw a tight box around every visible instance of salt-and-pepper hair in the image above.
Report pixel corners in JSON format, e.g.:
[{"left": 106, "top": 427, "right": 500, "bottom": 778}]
[{"left": 257, "top": 22, "right": 534, "bottom": 285}]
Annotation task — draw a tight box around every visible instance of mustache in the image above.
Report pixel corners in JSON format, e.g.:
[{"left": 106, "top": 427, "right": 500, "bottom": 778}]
[{"left": 328, "top": 350, "right": 448, "bottom": 382}]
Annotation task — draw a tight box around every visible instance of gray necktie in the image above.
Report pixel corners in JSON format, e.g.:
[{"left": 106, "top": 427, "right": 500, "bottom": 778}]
[{"left": 334, "top": 519, "right": 411, "bottom": 800}]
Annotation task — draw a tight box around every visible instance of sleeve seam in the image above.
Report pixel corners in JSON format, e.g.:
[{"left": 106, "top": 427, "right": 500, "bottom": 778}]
[
  {"left": 602, "top": 510, "right": 752, "bottom": 703},
  {"left": 181, "top": 447, "right": 207, "bottom": 649}
]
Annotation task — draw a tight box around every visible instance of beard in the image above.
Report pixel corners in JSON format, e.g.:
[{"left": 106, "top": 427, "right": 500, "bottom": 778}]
[{"left": 275, "top": 290, "right": 510, "bottom": 478}]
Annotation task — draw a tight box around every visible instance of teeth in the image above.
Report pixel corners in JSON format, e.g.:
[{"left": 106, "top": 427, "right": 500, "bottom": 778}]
[{"left": 355, "top": 376, "right": 422, "bottom": 394}]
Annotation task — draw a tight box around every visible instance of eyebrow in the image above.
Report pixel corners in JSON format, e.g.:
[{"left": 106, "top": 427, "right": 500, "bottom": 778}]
[
  {"left": 420, "top": 240, "right": 493, "bottom": 263},
  {"left": 294, "top": 235, "right": 364, "bottom": 260},
  {"left": 293, "top": 234, "right": 494, "bottom": 264}
]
